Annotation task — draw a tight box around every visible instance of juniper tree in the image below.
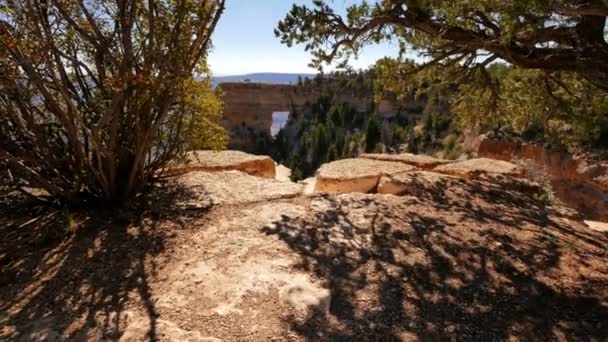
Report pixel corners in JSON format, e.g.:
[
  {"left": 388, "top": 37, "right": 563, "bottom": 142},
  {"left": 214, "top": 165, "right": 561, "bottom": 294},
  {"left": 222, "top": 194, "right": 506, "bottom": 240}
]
[
  {"left": 276, "top": 0, "right": 608, "bottom": 144},
  {"left": 1, "top": 0, "right": 226, "bottom": 204}
]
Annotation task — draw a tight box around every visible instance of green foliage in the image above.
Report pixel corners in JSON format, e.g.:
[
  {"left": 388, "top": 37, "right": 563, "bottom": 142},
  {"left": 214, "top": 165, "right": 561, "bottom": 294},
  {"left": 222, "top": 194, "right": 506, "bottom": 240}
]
[
  {"left": 277, "top": 0, "right": 608, "bottom": 90},
  {"left": 442, "top": 134, "right": 464, "bottom": 160},
  {"left": 181, "top": 78, "right": 227, "bottom": 151},
  {"left": 327, "top": 144, "right": 338, "bottom": 161},
  {"left": 392, "top": 126, "right": 410, "bottom": 146},
  {"left": 272, "top": 72, "right": 385, "bottom": 178},
  {"left": 454, "top": 65, "right": 608, "bottom": 147},
  {"left": 365, "top": 114, "right": 382, "bottom": 152},
  {"left": 290, "top": 167, "right": 303, "bottom": 182},
  {"left": 277, "top": 0, "right": 608, "bottom": 152},
  {"left": 0, "top": 1, "right": 226, "bottom": 204}
]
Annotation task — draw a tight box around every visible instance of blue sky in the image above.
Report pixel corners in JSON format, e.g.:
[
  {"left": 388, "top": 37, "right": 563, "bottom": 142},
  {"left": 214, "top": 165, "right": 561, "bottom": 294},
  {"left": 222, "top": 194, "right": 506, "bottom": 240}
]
[{"left": 208, "top": 0, "right": 400, "bottom": 76}]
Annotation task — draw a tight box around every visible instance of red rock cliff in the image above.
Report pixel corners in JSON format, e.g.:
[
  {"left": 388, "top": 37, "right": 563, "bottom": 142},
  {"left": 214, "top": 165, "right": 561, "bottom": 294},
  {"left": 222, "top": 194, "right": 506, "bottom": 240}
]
[{"left": 475, "top": 136, "right": 608, "bottom": 221}]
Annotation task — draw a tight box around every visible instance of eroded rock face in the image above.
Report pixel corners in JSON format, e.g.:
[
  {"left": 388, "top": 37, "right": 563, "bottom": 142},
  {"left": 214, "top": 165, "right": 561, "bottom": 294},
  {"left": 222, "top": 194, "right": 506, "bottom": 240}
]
[
  {"left": 169, "top": 150, "right": 276, "bottom": 178},
  {"left": 433, "top": 158, "right": 520, "bottom": 178},
  {"left": 361, "top": 153, "right": 452, "bottom": 169},
  {"left": 314, "top": 158, "right": 415, "bottom": 193},
  {"left": 218, "top": 82, "right": 422, "bottom": 150},
  {"left": 475, "top": 136, "right": 608, "bottom": 221},
  {"left": 174, "top": 170, "right": 302, "bottom": 206}
]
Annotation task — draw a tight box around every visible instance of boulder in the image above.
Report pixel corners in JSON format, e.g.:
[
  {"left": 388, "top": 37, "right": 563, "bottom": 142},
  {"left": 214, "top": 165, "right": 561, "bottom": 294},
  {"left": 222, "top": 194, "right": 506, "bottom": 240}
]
[
  {"left": 377, "top": 171, "right": 459, "bottom": 196},
  {"left": 361, "top": 153, "right": 452, "bottom": 169},
  {"left": 175, "top": 170, "right": 302, "bottom": 206},
  {"left": 314, "top": 158, "right": 415, "bottom": 193},
  {"left": 168, "top": 150, "right": 276, "bottom": 178},
  {"left": 433, "top": 158, "right": 520, "bottom": 178}
]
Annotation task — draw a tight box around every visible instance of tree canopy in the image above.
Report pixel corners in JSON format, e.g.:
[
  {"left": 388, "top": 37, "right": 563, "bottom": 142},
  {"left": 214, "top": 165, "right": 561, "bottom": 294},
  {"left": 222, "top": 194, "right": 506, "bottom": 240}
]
[
  {"left": 276, "top": 0, "right": 608, "bottom": 90},
  {"left": 276, "top": 0, "right": 608, "bottom": 146}
]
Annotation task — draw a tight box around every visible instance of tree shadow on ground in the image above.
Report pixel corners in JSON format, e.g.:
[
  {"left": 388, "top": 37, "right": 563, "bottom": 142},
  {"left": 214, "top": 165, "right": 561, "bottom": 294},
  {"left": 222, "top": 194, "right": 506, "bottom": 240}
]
[
  {"left": 0, "top": 181, "right": 212, "bottom": 340},
  {"left": 262, "top": 179, "right": 608, "bottom": 341}
]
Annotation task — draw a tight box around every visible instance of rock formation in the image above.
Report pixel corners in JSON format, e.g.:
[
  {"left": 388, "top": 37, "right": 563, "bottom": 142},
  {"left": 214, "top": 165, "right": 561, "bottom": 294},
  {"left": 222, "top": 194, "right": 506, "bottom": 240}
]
[
  {"left": 377, "top": 171, "right": 459, "bottom": 196},
  {"left": 360, "top": 153, "right": 452, "bottom": 169},
  {"left": 167, "top": 150, "right": 276, "bottom": 178},
  {"left": 174, "top": 170, "right": 302, "bottom": 206},
  {"left": 313, "top": 155, "right": 526, "bottom": 195},
  {"left": 432, "top": 157, "right": 521, "bottom": 178},
  {"left": 218, "top": 82, "right": 421, "bottom": 150},
  {"left": 314, "top": 158, "right": 415, "bottom": 193},
  {"left": 473, "top": 135, "right": 608, "bottom": 221}
]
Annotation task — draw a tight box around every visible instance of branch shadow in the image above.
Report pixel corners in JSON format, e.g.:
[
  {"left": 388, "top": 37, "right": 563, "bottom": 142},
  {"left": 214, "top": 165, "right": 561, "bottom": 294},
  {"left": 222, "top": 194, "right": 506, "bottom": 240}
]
[
  {"left": 262, "top": 177, "right": 608, "bottom": 341},
  {"left": 0, "top": 180, "right": 212, "bottom": 340}
]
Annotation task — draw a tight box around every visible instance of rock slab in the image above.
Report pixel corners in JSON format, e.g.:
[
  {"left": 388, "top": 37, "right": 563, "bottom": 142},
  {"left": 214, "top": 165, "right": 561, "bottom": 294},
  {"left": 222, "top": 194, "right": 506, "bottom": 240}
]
[
  {"left": 377, "top": 171, "right": 459, "bottom": 196},
  {"left": 314, "top": 158, "right": 415, "bottom": 193},
  {"left": 433, "top": 158, "right": 520, "bottom": 178},
  {"left": 169, "top": 150, "right": 276, "bottom": 178},
  {"left": 361, "top": 153, "right": 452, "bottom": 169},
  {"left": 176, "top": 170, "right": 302, "bottom": 206}
]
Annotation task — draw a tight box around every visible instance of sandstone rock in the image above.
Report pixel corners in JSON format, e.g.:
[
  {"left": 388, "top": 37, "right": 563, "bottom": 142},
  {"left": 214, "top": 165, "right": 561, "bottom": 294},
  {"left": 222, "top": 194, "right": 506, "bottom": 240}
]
[
  {"left": 169, "top": 150, "right": 276, "bottom": 178},
  {"left": 361, "top": 153, "right": 452, "bottom": 169},
  {"left": 275, "top": 164, "right": 292, "bottom": 182},
  {"left": 377, "top": 171, "right": 459, "bottom": 196},
  {"left": 552, "top": 182, "right": 608, "bottom": 222},
  {"left": 577, "top": 161, "right": 608, "bottom": 193},
  {"left": 175, "top": 170, "right": 302, "bottom": 206},
  {"left": 476, "top": 135, "right": 608, "bottom": 221},
  {"left": 433, "top": 158, "right": 520, "bottom": 178},
  {"left": 299, "top": 177, "right": 317, "bottom": 195},
  {"left": 584, "top": 220, "right": 608, "bottom": 233},
  {"left": 314, "top": 158, "right": 415, "bottom": 193}
]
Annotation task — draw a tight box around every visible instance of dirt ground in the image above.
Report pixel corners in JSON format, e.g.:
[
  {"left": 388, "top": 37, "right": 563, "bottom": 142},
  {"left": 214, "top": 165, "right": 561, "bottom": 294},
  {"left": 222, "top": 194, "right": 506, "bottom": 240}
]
[{"left": 1, "top": 173, "right": 607, "bottom": 341}]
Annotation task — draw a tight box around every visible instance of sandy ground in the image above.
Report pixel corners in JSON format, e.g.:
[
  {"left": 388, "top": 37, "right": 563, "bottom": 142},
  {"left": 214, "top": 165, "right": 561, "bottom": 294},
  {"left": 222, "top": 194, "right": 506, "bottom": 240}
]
[{"left": 1, "top": 171, "right": 607, "bottom": 341}]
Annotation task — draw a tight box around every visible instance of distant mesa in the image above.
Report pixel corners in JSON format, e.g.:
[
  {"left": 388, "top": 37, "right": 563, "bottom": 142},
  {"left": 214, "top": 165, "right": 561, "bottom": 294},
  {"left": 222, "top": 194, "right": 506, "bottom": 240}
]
[{"left": 212, "top": 72, "right": 316, "bottom": 86}]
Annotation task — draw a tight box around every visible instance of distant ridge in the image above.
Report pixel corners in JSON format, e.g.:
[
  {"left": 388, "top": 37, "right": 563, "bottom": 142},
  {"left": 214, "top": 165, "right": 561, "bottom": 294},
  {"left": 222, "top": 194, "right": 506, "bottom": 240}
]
[{"left": 212, "top": 72, "right": 316, "bottom": 86}]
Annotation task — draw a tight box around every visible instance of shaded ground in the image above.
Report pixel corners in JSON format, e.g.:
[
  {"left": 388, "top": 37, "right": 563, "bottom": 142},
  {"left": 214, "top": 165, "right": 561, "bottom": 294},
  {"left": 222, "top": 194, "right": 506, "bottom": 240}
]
[
  {"left": 264, "top": 183, "right": 608, "bottom": 340},
  {"left": 1, "top": 171, "right": 607, "bottom": 341}
]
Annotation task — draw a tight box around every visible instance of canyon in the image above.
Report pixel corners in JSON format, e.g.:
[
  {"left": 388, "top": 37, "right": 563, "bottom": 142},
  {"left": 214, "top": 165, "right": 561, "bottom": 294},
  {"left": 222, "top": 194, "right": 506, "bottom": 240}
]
[{"left": 218, "top": 82, "right": 422, "bottom": 150}]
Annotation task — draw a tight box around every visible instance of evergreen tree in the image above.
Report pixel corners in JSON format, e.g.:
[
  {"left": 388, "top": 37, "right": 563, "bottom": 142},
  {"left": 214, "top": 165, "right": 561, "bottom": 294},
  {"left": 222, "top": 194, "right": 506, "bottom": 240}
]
[
  {"left": 365, "top": 115, "right": 381, "bottom": 153},
  {"left": 327, "top": 144, "right": 338, "bottom": 162}
]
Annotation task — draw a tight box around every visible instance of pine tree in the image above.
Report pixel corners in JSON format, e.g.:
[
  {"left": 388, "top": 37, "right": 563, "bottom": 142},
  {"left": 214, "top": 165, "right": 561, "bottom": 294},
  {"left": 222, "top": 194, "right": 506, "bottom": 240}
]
[
  {"left": 327, "top": 144, "right": 338, "bottom": 162},
  {"left": 365, "top": 115, "right": 381, "bottom": 153}
]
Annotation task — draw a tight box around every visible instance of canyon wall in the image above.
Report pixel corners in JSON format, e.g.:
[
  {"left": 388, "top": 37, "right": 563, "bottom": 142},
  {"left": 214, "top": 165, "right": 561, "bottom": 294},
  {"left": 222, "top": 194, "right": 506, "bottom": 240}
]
[
  {"left": 218, "top": 82, "right": 422, "bottom": 150},
  {"left": 473, "top": 135, "right": 608, "bottom": 221}
]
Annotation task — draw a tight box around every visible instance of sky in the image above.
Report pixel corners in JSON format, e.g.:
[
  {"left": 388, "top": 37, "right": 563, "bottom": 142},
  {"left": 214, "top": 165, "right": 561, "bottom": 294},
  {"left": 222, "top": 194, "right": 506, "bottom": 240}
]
[{"left": 208, "top": 0, "right": 400, "bottom": 76}]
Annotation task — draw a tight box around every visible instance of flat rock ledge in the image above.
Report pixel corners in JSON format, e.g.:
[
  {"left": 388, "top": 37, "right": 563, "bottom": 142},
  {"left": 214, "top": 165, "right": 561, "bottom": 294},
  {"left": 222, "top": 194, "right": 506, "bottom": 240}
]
[
  {"left": 167, "top": 150, "right": 276, "bottom": 178},
  {"left": 314, "top": 158, "right": 415, "bottom": 193},
  {"left": 433, "top": 157, "right": 521, "bottom": 178},
  {"left": 361, "top": 153, "right": 452, "bottom": 169},
  {"left": 377, "top": 171, "right": 460, "bottom": 196},
  {"left": 175, "top": 170, "right": 303, "bottom": 206}
]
